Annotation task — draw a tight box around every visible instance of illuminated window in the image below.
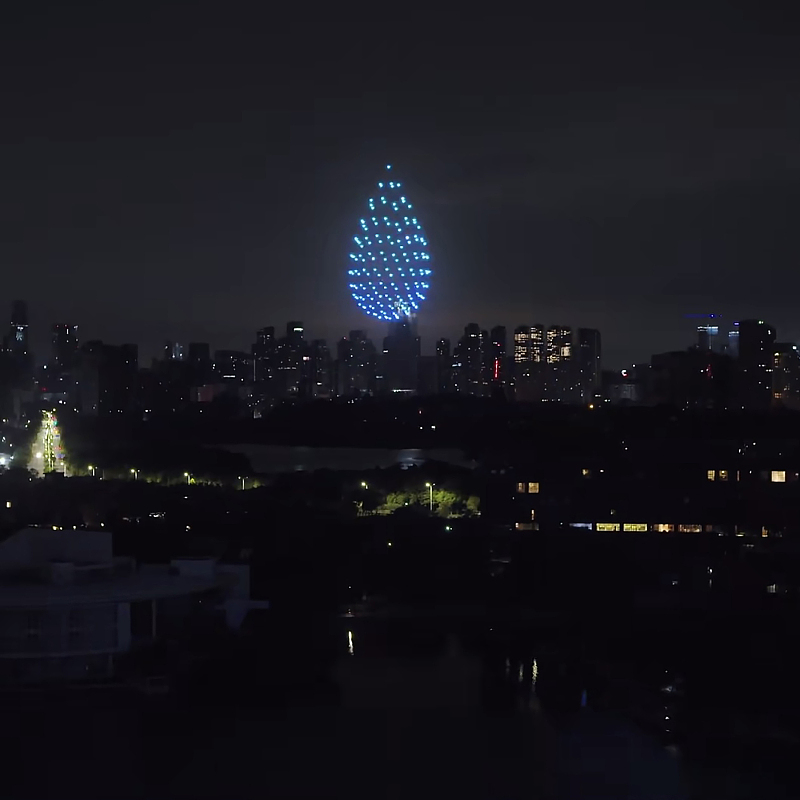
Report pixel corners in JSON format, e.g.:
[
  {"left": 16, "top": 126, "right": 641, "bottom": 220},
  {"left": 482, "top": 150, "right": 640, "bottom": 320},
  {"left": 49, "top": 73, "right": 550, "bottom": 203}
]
[
  {"left": 707, "top": 470, "right": 715, "bottom": 481},
  {"left": 528, "top": 482, "right": 539, "bottom": 494},
  {"left": 595, "top": 523, "right": 620, "bottom": 532},
  {"left": 623, "top": 523, "right": 648, "bottom": 532},
  {"left": 771, "top": 471, "right": 786, "bottom": 483},
  {"left": 652, "top": 524, "right": 674, "bottom": 533},
  {"left": 718, "top": 470, "right": 729, "bottom": 481},
  {"left": 516, "top": 482, "right": 526, "bottom": 493},
  {"left": 678, "top": 524, "right": 702, "bottom": 533},
  {"left": 515, "top": 522, "right": 533, "bottom": 531}
]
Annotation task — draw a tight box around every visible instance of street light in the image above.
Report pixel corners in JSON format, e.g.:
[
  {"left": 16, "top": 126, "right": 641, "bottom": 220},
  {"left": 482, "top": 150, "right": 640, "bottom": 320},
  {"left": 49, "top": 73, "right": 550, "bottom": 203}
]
[
  {"left": 88, "top": 465, "right": 95, "bottom": 477},
  {"left": 425, "top": 482, "right": 434, "bottom": 512},
  {"left": 361, "top": 481, "right": 368, "bottom": 489},
  {"left": 184, "top": 472, "right": 191, "bottom": 485},
  {"left": 239, "top": 476, "right": 246, "bottom": 490},
  {"left": 130, "top": 468, "right": 138, "bottom": 481}
]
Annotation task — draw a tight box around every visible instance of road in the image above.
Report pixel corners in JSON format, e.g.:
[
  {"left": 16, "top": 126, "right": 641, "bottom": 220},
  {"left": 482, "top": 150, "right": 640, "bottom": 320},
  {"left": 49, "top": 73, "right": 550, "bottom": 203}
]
[{"left": 28, "top": 410, "right": 65, "bottom": 476}]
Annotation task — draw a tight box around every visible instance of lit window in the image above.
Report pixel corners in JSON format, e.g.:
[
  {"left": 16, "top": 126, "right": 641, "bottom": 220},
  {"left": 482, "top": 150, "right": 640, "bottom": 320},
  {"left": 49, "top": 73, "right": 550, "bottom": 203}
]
[
  {"left": 767, "top": 584, "right": 776, "bottom": 594},
  {"left": 707, "top": 470, "right": 715, "bottom": 481},
  {"left": 623, "top": 523, "right": 648, "bottom": 532},
  {"left": 516, "top": 482, "right": 526, "bottom": 493},
  {"left": 652, "top": 524, "right": 674, "bottom": 533},
  {"left": 528, "top": 482, "right": 539, "bottom": 494},
  {"left": 678, "top": 524, "right": 702, "bottom": 533},
  {"left": 595, "top": 523, "right": 620, "bottom": 532},
  {"left": 771, "top": 471, "right": 786, "bottom": 483},
  {"left": 515, "top": 522, "right": 533, "bottom": 531},
  {"left": 718, "top": 470, "right": 728, "bottom": 481}
]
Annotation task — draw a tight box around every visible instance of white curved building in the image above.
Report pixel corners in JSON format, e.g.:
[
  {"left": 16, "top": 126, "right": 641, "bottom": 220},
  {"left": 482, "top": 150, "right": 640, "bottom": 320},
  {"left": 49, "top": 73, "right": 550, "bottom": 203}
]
[{"left": 0, "top": 528, "right": 263, "bottom": 685}]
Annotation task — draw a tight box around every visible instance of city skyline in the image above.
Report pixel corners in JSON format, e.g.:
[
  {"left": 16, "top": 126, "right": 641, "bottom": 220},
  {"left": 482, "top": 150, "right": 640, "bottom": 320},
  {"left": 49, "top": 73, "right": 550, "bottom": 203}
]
[{"left": 2, "top": 5, "right": 798, "bottom": 368}]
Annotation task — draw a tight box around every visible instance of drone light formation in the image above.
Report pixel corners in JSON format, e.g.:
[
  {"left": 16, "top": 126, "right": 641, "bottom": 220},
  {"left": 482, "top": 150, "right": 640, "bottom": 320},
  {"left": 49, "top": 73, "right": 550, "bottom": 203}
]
[{"left": 348, "top": 164, "right": 433, "bottom": 322}]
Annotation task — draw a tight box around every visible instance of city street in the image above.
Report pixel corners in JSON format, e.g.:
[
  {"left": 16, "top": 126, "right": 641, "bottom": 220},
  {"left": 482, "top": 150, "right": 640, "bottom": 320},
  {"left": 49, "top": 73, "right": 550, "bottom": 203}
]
[{"left": 28, "top": 411, "right": 65, "bottom": 476}]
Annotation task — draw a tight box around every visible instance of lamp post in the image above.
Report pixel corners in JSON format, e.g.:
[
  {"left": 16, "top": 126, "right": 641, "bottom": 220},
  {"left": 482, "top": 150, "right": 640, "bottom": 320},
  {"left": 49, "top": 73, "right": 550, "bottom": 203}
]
[
  {"left": 239, "top": 476, "right": 246, "bottom": 491},
  {"left": 184, "top": 472, "right": 191, "bottom": 485},
  {"left": 88, "top": 465, "right": 95, "bottom": 478},
  {"left": 130, "top": 468, "right": 138, "bottom": 481},
  {"left": 361, "top": 481, "right": 368, "bottom": 489},
  {"left": 425, "top": 482, "right": 434, "bottom": 512}
]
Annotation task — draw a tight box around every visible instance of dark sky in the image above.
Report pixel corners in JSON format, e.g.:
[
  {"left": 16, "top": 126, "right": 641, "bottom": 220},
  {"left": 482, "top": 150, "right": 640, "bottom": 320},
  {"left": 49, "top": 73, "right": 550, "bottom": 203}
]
[{"left": 2, "top": 3, "right": 798, "bottom": 368}]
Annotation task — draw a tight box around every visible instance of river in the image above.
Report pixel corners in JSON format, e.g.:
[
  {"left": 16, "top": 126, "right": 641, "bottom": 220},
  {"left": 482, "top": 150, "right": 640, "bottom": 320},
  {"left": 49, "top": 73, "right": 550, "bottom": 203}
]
[{"left": 220, "top": 444, "right": 476, "bottom": 473}]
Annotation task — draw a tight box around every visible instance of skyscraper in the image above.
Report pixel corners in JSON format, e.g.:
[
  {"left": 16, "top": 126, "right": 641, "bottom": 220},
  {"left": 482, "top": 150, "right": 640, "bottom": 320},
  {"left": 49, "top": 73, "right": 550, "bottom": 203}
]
[
  {"left": 7, "top": 301, "right": 30, "bottom": 369},
  {"left": 490, "top": 325, "right": 507, "bottom": 386},
  {"left": 383, "top": 317, "right": 420, "bottom": 393},
  {"left": 51, "top": 324, "right": 79, "bottom": 371},
  {"left": 576, "top": 328, "right": 601, "bottom": 404},
  {"left": 738, "top": 319, "right": 776, "bottom": 409},
  {"left": 546, "top": 325, "right": 573, "bottom": 402}
]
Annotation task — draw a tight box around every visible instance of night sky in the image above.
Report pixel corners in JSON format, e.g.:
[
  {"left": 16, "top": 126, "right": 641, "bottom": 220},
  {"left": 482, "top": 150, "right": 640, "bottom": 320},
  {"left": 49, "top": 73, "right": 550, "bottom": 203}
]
[{"left": 2, "top": 4, "right": 797, "bottom": 368}]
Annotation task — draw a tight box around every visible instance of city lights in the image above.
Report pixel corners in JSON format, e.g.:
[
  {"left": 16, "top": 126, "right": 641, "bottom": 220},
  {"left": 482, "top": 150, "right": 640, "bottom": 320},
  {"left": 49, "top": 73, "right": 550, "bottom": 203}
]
[{"left": 348, "top": 165, "right": 433, "bottom": 322}]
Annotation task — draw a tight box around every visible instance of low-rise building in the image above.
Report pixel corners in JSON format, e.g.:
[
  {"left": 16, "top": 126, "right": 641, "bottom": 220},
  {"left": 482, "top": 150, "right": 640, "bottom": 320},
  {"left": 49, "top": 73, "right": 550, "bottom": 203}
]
[{"left": 0, "top": 528, "right": 266, "bottom": 685}]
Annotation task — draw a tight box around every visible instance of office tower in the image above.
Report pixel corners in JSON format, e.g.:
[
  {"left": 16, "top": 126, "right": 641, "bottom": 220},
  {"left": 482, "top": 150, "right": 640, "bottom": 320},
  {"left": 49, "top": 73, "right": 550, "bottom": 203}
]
[
  {"left": 772, "top": 343, "right": 800, "bottom": 410},
  {"left": 727, "top": 324, "right": 740, "bottom": 358},
  {"left": 577, "top": 328, "right": 602, "bottom": 404},
  {"left": 252, "top": 327, "right": 276, "bottom": 385},
  {"left": 286, "top": 321, "right": 304, "bottom": 343},
  {"left": 7, "top": 300, "right": 30, "bottom": 369},
  {"left": 513, "top": 324, "right": 546, "bottom": 401},
  {"left": 274, "top": 322, "right": 305, "bottom": 397},
  {"left": 488, "top": 325, "right": 507, "bottom": 387},
  {"left": 546, "top": 325, "right": 573, "bottom": 402},
  {"left": 348, "top": 164, "right": 433, "bottom": 322},
  {"left": 335, "top": 330, "right": 375, "bottom": 396},
  {"left": 187, "top": 342, "right": 212, "bottom": 384},
  {"left": 383, "top": 317, "right": 420, "bottom": 393},
  {"left": 163, "top": 341, "right": 185, "bottom": 361},
  {"left": 460, "top": 323, "right": 485, "bottom": 396},
  {"left": 513, "top": 326, "right": 530, "bottom": 364},
  {"left": 214, "top": 350, "right": 252, "bottom": 383},
  {"left": 51, "top": 324, "right": 79, "bottom": 371},
  {"left": 435, "top": 338, "right": 451, "bottom": 394},
  {"left": 697, "top": 324, "right": 720, "bottom": 352},
  {"left": 75, "top": 341, "right": 139, "bottom": 416},
  {"left": 305, "top": 339, "right": 331, "bottom": 399},
  {"left": 737, "top": 319, "right": 776, "bottom": 409}
]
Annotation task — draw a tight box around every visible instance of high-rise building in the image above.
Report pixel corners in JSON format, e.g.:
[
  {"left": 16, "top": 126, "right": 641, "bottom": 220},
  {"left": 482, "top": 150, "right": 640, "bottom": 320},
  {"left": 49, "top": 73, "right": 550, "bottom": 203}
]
[
  {"left": 187, "top": 342, "right": 212, "bottom": 384},
  {"left": 737, "top": 319, "right": 776, "bottom": 409},
  {"left": 335, "top": 330, "right": 375, "bottom": 396},
  {"left": 576, "top": 328, "right": 601, "bottom": 404},
  {"left": 435, "top": 338, "right": 451, "bottom": 394},
  {"left": 513, "top": 325, "right": 545, "bottom": 401},
  {"left": 51, "top": 324, "right": 79, "bottom": 371},
  {"left": 460, "top": 323, "right": 484, "bottom": 396},
  {"left": 546, "top": 325, "right": 573, "bottom": 402},
  {"left": 7, "top": 300, "right": 30, "bottom": 369},
  {"left": 727, "top": 324, "right": 740, "bottom": 358},
  {"left": 383, "top": 317, "right": 420, "bottom": 393},
  {"left": 163, "top": 341, "right": 185, "bottom": 361},
  {"left": 252, "top": 327, "right": 276, "bottom": 387},
  {"left": 772, "top": 343, "right": 800, "bottom": 410},
  {"left": 75, "top": 342, "right": 139, "bottom": 416},
  {"left": 305, "top": 339, "right": 331, "bottom": 399},
  {"left": 489, "top": 325, "right": 506, "bottom": 386}
]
